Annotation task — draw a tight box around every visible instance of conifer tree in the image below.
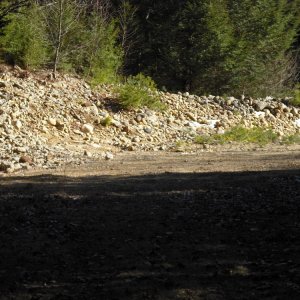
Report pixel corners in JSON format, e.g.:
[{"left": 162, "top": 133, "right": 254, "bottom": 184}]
[
  {"left": 226, "top": 0, "right": 300, "bottom": 96},
  {"left": 0, "top": 1, "right": 49, "bottom": 68}
]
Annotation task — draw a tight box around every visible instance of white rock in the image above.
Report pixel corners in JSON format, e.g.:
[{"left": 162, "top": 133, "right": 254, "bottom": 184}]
[
  {"left": 41, "top": 126, "right": 48, "bottom": 133},
  {"left": 207, "top": 119, "right": 220, "bottom": 129},
  {"left": 254, "top": 111, "right": 265, "bottom": 118},
  {"left": 48, "top": 118, "right": 57, "bottom": 126},
  {"left": 105, "top": 152, "right": 114, "bottom": 160},
  {"left": 188, "top": 121, "right": 202, "bottom": 129},
  {"left": 132, "top": 136, "right": 141, "bottom": 143},
  {"left": 14, "top": 147, "right": 27, "bottom": 153},
  {"left": 14, "top": 120, "right": 22, "bottom": 130},
  {"left": 295, "top": 119, "right": 300, "bottom": 128},
  {"left": 111, "top": 120, "right": 122, "bottom": 128},
  {"left": 81, "top": 124, "right": 94, "bottom": 134}
]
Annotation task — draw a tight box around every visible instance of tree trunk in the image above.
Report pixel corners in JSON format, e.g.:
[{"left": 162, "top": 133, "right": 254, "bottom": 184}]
[{"left": 53, "top": 0, "right": 64, "bottom": 78}]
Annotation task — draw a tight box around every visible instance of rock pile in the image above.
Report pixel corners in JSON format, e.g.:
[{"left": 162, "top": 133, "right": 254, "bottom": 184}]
[{"left": 0, "top": 66, "right": 299, "bottom": 173}]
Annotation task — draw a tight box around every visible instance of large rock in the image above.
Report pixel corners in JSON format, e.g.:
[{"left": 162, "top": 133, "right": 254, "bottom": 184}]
[
  {"left": 19, "top": 155, "right": 33, "bottom": 164},
  {"left": 81, "top": 124, "right": 94, "bottom": 134},
  {"left": 254, "top": 101, "right": 268, "bottom": 111},
  {"left": 48, "top": 118, "right": 57, "bottom": 126}
]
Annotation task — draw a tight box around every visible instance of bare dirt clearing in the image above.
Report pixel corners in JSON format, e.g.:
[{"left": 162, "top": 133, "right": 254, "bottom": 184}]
[{"left": 0, "top": 148, "right": 299, "bottom": 299}]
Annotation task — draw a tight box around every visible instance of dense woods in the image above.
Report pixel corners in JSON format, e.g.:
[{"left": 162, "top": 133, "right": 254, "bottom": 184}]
[{"left": 0, "top": 0, "right": 299, "bottom": 97}]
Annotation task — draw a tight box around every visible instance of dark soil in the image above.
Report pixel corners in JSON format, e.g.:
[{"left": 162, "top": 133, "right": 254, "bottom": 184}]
[{"left": 0, "top": 151, "right": 299, "bottom": 299}]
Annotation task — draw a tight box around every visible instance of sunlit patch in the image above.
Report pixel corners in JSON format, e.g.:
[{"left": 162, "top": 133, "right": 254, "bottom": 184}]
[
  {"left": 47, "top": 192, "right": 84, "bottom": 201},
  {"left": 230, "top": 265, "right": 249, "bottom": 276}
]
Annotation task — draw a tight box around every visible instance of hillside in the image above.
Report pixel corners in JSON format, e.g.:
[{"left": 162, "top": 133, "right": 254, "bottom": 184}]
[{"left": 0, "top": 65, "right": 299, "bottom": 174}]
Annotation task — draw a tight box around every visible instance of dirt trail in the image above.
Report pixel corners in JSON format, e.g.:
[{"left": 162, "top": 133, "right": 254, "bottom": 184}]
[
  {"left": 0, "top": 148, "right": 299, "bottom": 299},
  {"left": 2, "top": 145, "right": 299, "bottom": 179}
]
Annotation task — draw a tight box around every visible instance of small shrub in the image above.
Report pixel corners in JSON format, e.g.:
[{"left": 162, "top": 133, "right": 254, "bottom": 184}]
[
  {"left": 281, "top": 134, "right": 300, "bottom": 145},
  {"left": 100, "top": 116, "right": 112, "bottom": 127},
  {"left": 195, "top": 126, "right": 278, "bottom": 145},
  {"left": 175, "top": 140, "right": 188, "bottom": 151},
  {"left": 222, "top": 126, "right": 278, "bottom": 145},
  {"left": 115, "top": 73, "right": 166, "bottom": 110},
  {"left": 194, "top": 135, "right": 215, "bottom": 145}
]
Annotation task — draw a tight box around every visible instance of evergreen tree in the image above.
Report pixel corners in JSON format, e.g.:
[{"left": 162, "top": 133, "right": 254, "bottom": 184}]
[
  {"left": 227, "top": 0, "right": 300, "bottom": 96},
  {"left": 82, "top": 14, "right": 122, "bottom": 84},
  {"left": 41, "top": 0, "right": 85, "bottom": 75},
  {"left": 124, "top": 0, "right": 300, "bottom": 96},
  {"left": 0, "top": 1, "right": 49, "bottom": 68},
  {"left": 0, "top": 1, "right": 29, "bottom": 30}
]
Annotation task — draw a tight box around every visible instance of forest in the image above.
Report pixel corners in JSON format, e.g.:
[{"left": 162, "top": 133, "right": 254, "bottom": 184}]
[{"left": 0, "top": 0, "right": 299, "bottom": 98}]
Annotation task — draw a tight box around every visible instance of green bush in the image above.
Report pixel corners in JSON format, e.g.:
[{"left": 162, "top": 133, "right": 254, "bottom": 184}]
[
  {"left": 281, "top": 134, "right": 300, "bottom": 145},
  {"left": 115, "top": 73, "right": 165, "bottom": 110},
  {"left": 290, "top": 84, "right": 300, "bottom": 107},
  {"left": 100, "top": 116, "right": 112, "bottom": 127},
  {"left": 195, "top": 126, "right": 278, "bottom": 146}
]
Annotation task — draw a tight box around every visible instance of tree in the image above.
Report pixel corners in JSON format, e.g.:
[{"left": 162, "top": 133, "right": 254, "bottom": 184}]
[
  {"left": 0, "top": 1, "right": 49, "bottom": 68},
  {"left": 226, "top": 0, "right": 300, "bottom": 96},
  {"left": 77, "top": 0, "right": 122, "bottom": 84},
  {"left": 0, "top": 1, "right": 29, "bottom": 30},
  {"left": 40, "top": 0, "right": 84, "bottom": 76},
  {"left": 117, "top": 0, "right": 137, "bottom": 74},
  {"left": 124, "top": 0, "right": 300, "bottom": 96}
]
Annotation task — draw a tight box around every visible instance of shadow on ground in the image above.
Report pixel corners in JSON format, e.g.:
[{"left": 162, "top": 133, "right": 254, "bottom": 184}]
[{"left": 0, "top": 169, "right": 299, "bottom": 299}]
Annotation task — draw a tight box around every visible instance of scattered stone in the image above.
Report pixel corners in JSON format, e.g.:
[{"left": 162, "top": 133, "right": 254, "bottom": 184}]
[
  {"left": 144, "top": 126, "right": 152, "bottom": 134},
  {"left": 0, "top": 162, "right": 11, "bottom": 172},
  {"left": 19, "top": 155, "right": 33, "bottom": 164},
  {"left": 48, "top": 118, "right": 57, "bottom": 126},
  {"left": 188, "top": 121, "right": 202, "bottom": 129},
  {"left": 81, "top": 124, "right": 94, "bottom": 134},
  {"left": 186, "top": 112, "right": 197, "bottom": 121},
  {"left": 132, "top": 136, "right": 140, "bottom": 143},
  {"left": 14, "top": 120, "right": 22, "bottom": 130},
  {"left": 14, "top": 147, "right": 27, "bottom": 153},
  {"left": 254, "top": 100, "right": 268, "bottom": 111},
  {"left": 56, "top": 120, "right": 65, "bottom": 130},
  {"left": 105, "top": 152, "right": 114, "bottom": 160}
]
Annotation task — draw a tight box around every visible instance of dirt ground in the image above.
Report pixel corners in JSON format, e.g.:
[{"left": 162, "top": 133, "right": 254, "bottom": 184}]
[{"left": 0, "top": 147, "right": 299, "bottom": 299}]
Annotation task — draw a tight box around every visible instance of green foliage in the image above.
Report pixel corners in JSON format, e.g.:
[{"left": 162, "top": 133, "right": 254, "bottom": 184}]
[
  {"left": 0, "top": 2, "right": 49, "bottom": 68},
  {"left": 290, "top": 84, "right": 300, "bottom": 107},
  {"left": 225, "top": 0, "right": 300, "bottom": 97},
  {"left": 115, "top": 73, "right": 165, "bottom": 110},
  {"left": 174, "top": 140, "right": 189, "bottom": 152},
  {"left": 0, "top": 1, "right": 29, "bottom": 30},
  {"left": 281, "top": 134, "right": 300, "bottom": 145},
  {"left": 195, "top": 126, "right": 278, "bottom": 146},
  {"left": 127, "top": 0, "right": 300, "bottom": 96},
  {"left": 0, "top": 0, "right": 123, "bottom": 79},
  {"left": 100, "top": 116, "right": 112, "bottom": 127},
  {"left": 0, "top": 0, "right": 298, "bottom": 97},
  {"left": 42, "top": 0, "right": 85, "bottom": 73},
  {"left": 84, "top": 18, "right": 123, "bottom": 85}
]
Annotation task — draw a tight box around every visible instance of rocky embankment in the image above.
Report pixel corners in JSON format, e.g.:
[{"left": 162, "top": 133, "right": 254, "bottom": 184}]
[{"left": 0, "top": 66, "right": 299, "bottom": 173}]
